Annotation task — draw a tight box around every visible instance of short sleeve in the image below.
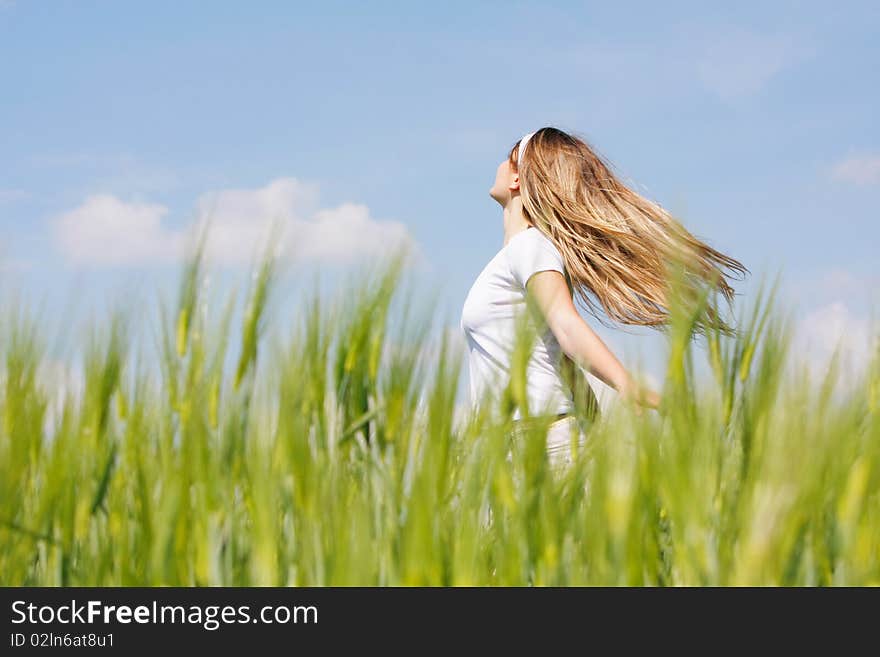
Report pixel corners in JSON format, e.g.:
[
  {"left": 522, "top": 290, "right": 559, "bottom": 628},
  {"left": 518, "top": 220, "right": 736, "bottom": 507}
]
[{"left": 506, "top": 229, "right": 566, "bottom": 289}]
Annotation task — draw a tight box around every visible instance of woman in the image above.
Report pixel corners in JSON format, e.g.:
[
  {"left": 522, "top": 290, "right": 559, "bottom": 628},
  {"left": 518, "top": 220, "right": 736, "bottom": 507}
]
[{"left": 460, "top": 126, "right": 747, "bottom": 469}]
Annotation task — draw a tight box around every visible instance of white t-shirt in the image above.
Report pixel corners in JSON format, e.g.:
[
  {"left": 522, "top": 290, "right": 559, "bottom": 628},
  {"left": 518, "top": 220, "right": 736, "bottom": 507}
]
[{"left": 460, "top": 226, "right": 575, "bottom": 420}]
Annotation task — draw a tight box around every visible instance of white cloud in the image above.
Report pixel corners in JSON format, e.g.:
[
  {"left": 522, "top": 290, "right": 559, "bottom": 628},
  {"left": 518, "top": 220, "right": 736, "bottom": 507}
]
[
  {"left": 697, "top": 29, "right": 812, "bottom": 100},
  {"left": 54, "top": 194, "right": 182, "bottom": 266},
  {"left": 298, "top": 203, "right": 416, "bottom": 263},
  {"left": 52, "top": 177, "right": 421, "bottom": 268},
  {"left": 792, "top": 301, "right": 876, "bottom": 382},
  {"left": 192, "top": 178, "right": 321, "bottom": 266},
  {"left": 830, "top": 154, "right": 880, "bottom": 186}
]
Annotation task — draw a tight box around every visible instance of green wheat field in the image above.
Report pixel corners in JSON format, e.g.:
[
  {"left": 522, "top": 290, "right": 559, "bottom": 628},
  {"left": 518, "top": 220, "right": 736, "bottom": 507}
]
[{"left": 1, "top": 240, "right": 878, "bottom": 586}]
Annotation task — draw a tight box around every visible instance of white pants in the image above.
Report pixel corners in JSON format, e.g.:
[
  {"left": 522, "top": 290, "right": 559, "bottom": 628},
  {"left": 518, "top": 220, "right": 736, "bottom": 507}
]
[
  {"left": 508, "top": 415, "right": 588, "bottom": 472},
  {"left": 481, "top": 416, "right": 588, "bottom": 530},
  {"left": 544, "top": 416, "right": 588, "bottom": 471}
]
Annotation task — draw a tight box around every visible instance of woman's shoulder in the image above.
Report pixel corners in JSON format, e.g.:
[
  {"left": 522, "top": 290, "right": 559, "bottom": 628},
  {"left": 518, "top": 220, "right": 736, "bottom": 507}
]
[
  {"left": 504, "top": 226, "right": 566, "bottom": 287},
  {"left": 506, "top": 225, "right": 536, "bottom": 245},
  {"left": 508, "top": 226, "right": 562, "bottom": 257}
]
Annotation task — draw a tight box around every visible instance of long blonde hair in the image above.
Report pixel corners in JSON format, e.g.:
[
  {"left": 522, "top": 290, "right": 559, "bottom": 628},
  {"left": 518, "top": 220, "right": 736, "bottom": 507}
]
[{"left": 513, "top": 126, "right": 748, "bottom": 337}]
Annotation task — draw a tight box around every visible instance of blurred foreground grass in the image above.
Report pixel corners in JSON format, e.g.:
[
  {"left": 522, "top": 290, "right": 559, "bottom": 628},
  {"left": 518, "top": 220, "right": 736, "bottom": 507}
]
[{"left": 1, "top": 243, "right": 878, "bottom": 586}]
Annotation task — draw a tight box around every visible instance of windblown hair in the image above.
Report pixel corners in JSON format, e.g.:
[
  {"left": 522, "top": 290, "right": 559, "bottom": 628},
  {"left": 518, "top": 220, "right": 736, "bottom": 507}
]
[{"left": 512, "top": 126, "right": 748, "bottom": 337}]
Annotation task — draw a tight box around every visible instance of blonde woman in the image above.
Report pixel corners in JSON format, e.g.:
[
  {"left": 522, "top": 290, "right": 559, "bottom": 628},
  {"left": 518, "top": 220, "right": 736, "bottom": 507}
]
[{"left": 460, "top": 126, "right": 747, "bottom": 469}]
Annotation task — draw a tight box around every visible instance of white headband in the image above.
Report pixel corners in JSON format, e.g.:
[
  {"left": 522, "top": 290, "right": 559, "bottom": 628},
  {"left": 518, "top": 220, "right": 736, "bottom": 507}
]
[{"left": 517, "top": 130, "right": 537, "bottom": 166}]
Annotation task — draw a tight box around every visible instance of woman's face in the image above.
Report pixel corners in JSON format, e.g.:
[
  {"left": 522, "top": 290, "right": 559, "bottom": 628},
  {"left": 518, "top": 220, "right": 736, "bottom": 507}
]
[{"left": 489, "top": 157, "right": 520, "bottom": 207}]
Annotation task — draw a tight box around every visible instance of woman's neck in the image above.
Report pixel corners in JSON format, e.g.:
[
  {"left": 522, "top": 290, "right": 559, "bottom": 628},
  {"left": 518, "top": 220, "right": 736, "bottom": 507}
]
[{"left": 502, "top": 199, "right": 533, "bottom": 246}]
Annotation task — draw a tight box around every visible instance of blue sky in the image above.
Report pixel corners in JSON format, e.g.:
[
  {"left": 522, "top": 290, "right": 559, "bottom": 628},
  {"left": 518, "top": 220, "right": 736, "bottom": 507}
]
[{"left": 1, "top": 1, "right": 878, "bottom": 404}]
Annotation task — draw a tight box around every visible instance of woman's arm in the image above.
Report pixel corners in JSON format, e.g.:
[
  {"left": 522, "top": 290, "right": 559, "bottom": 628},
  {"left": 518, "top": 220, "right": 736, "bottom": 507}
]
[{"left": 525, "top": 270, "right": 661, "bottom": 411}]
